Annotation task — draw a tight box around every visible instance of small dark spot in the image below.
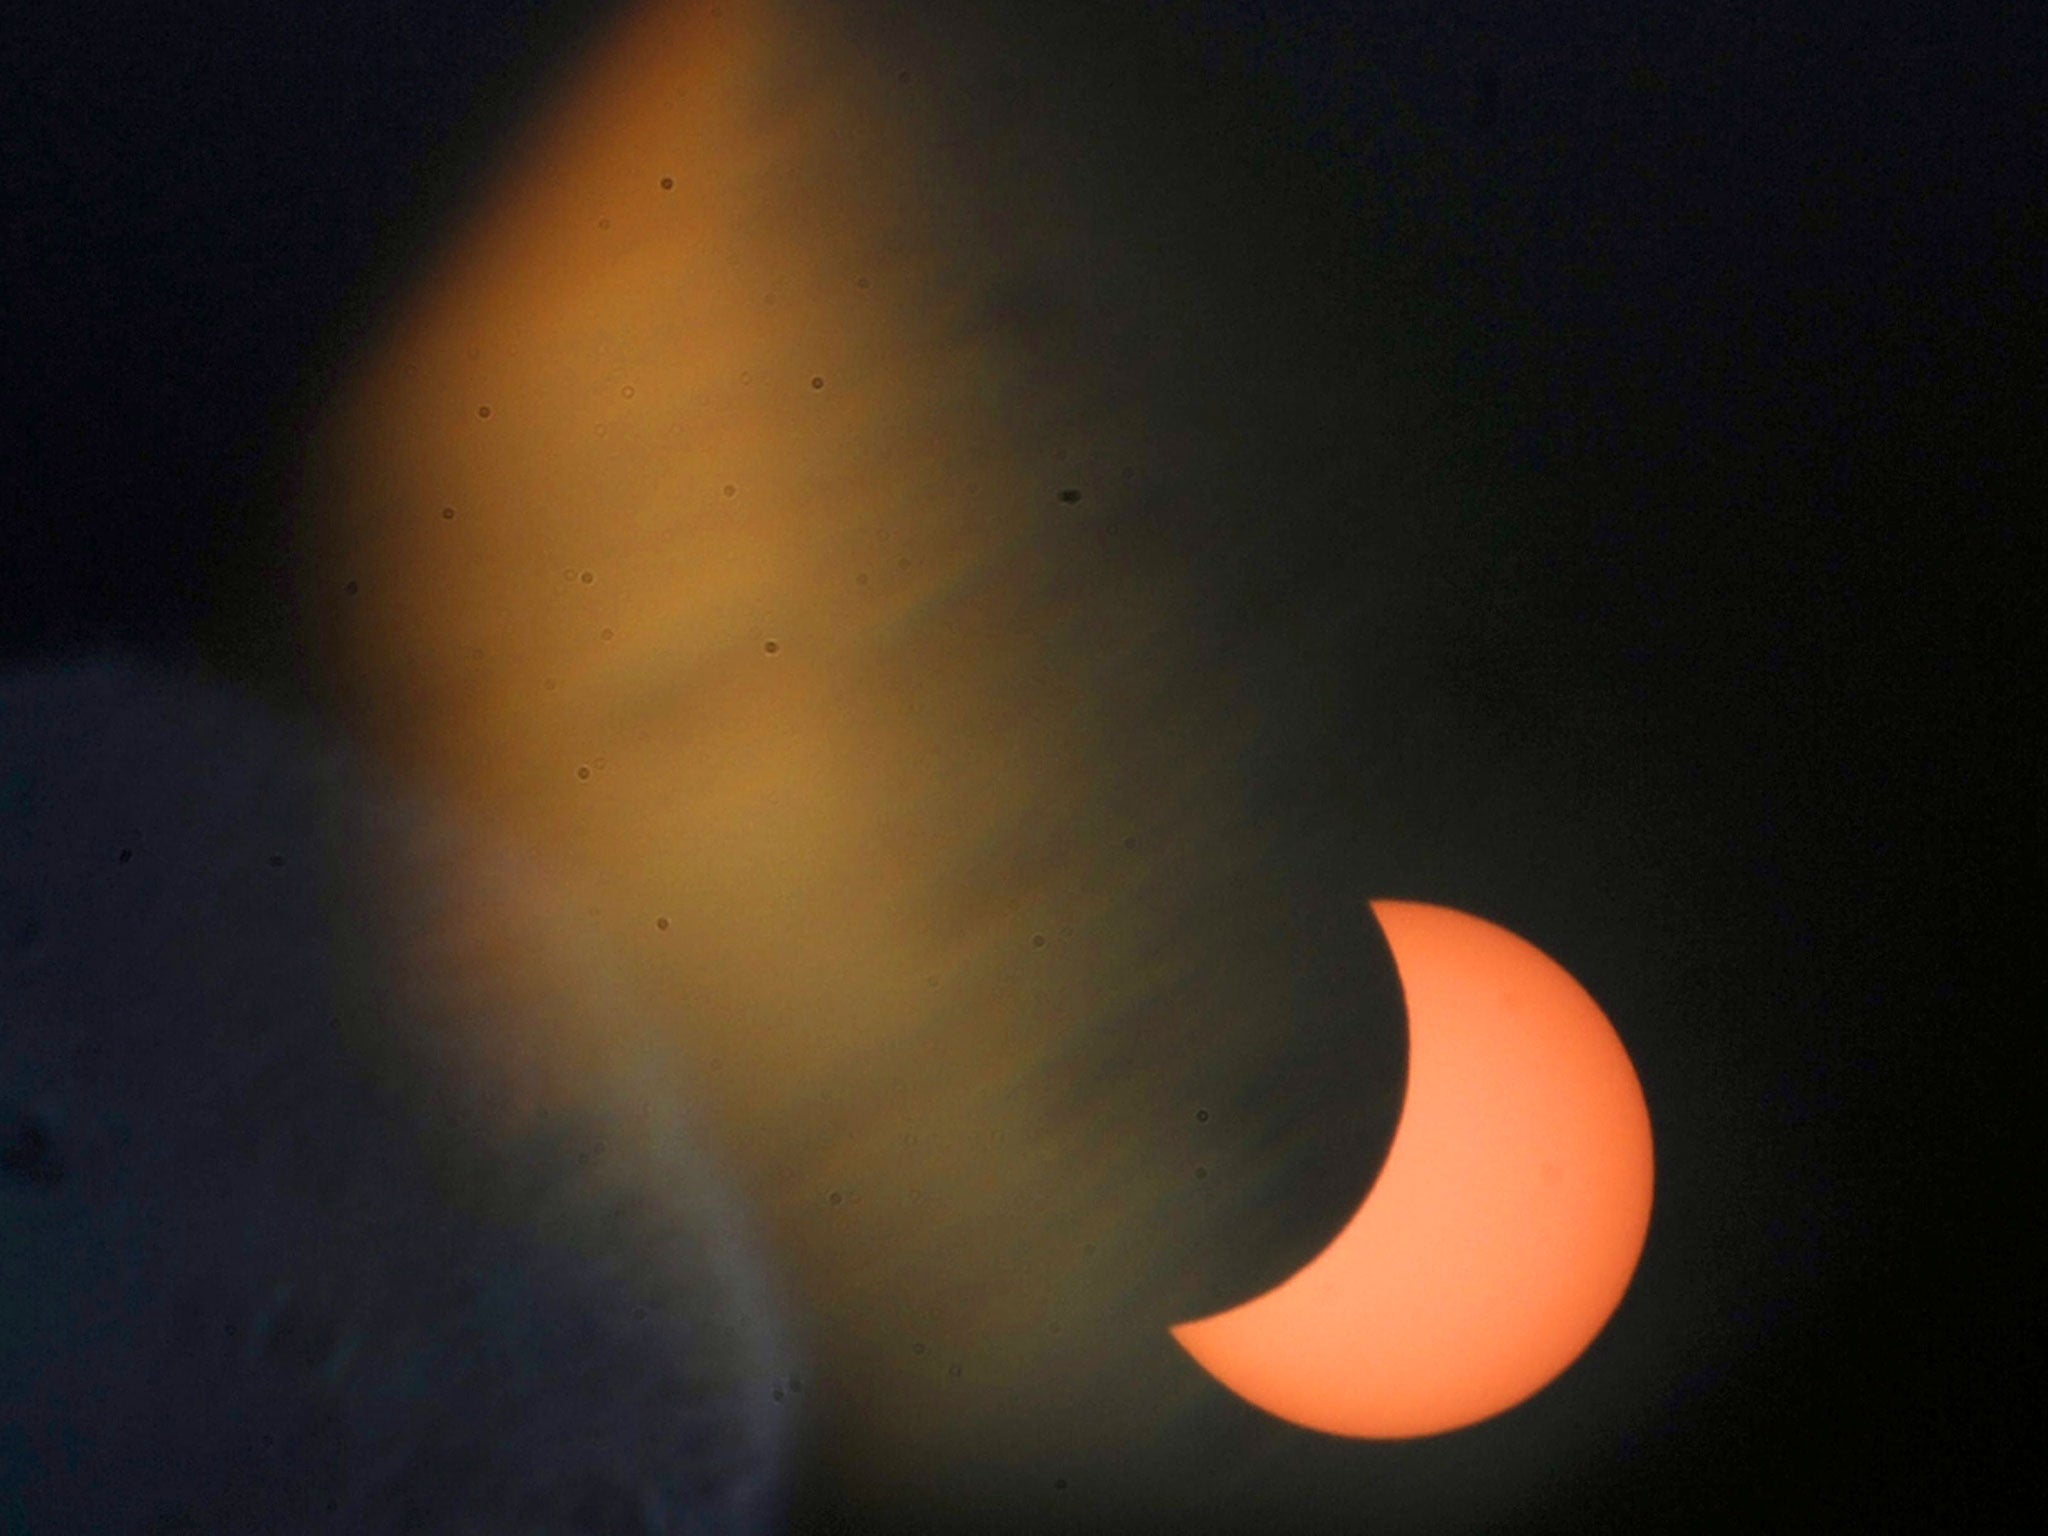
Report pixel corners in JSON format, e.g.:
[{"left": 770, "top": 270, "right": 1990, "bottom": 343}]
[
  {"left": 856, "top": 276, "right": 870, "bottom": 289},
  {"left": 1057, "top": 488, "right": 1081, "bottom": 504},
  {"left": 1, "top": 1118, "right": 64, "bottom": 1188},
  {"left": 544, "top": 678, "right": 558, "bottom": 691},
  {"left": 656, "top": 917, "right": 669, "bottom": 931},
  {"left": 1082, "top": 1243, "right": 1096, "bottom": 1256},
  {"left": 1122, "top": 835, "right": 1137, "bottom": 850},
  {"left": 1196, "top": 1108, "right": 1209, "bottom": 1122},
  {"left": 897, "top": 556, "right": 910, "bottom": 570},
  {"left": 788, "top": 1375, "right": 803, "bottom": 1393},
  {"left": 948, "top": 1363, "right": 963, "bottom": 1379},
  {"left": 1031, "top": 933, "right": 1046, "bottom": 948},
  {"left": 477, "top": 405, "right": 492, "bottom": 419},
  {"left": 633, "top": 1305, "right": 647, "bottom": 1321},
  {"left": 764, "top": 640, "right": 780, "bottom": 655},
  {"left": 1195, "top": 1165, "right": 1209, "bottom": 1179},
  {"left": 811, "top": 376, "right": 825, "bottom": 390},
  {"left": 772, "top": 1387, "right": 785, "bottom": 1401},
  {"left": 913, "top": 1342, "right": 926, "bottom": 1355},
  {"left": 266, "top": 854, "right": 284, "bottom": 869},
  {"left": 344, "top": 580, "right": 359, "bottom": 596},
  {"left": 117, "top": 847, "right": 132, "bottom": 864},
  {"left": 897, "top": 69, "right": 910, "bottom": 83},
  {"left": 828, "top": 1189, "right": 843, "bottom": 1206},
  {"left": 1055, "top": 1478, "right": 1069, "bottom": 1491},
  {"left": 441, "top": 505, "right": 456, "bottom": 520},
  {"left": 723, "top": 483, "right": 737, "bottom": 497},
  {"left": 598, "top": 217, "right": 611, "bottom": 229},
  {"left": 577, "top": 766, "right": 592, "bottom": 781},
  {"left": 601, "top": 627, "right": 614, "bottom": 640},
  {"left": 856, "top": 572, "right": 869, "bottom": 586},
  {"left": 580, "top": 570, "right": 594, "bottom": 584},
  {"left": 660, "top": 176, "right": 674, "bottom": 190}
]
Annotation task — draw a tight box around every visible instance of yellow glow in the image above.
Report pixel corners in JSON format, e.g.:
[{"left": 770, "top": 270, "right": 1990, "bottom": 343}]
[
  {"left": 298, "top": 0, "right": 1281, "bottom": 1482},
  {"left": 1171, "top": 900, "right": 1655, "bottom": 1437},
  {"left": 299, "top": 0, "right": 1209, "bottom": 1132}
]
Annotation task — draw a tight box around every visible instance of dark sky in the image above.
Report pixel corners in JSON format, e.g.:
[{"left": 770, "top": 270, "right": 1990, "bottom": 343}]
[{"left": 3, "top": 1, "right": 2039, "bottom": 1531}]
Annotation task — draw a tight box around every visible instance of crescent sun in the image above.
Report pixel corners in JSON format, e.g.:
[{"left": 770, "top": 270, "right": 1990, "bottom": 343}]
[{"left": 1170, "top": 899, "right": 1655, "bottom": 1438}]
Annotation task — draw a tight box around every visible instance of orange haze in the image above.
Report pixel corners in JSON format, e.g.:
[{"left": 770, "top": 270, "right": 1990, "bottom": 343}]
[{"left": 296, "top": 0, "right": 1453, "bottom": 1516}]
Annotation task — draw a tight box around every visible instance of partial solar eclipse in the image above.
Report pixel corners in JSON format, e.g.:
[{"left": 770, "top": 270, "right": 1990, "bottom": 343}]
[
  {"left": 1171, "top": 901, "right": 1654, "bottom": 1438},
  {"left": 291, "top": 0, "right": 1654, "bottom": 1501}
]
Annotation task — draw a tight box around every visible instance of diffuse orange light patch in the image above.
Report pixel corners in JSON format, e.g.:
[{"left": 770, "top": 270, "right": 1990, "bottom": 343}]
[{"left": 296, "top": 0, "right": 1277, "bottom": 1484}]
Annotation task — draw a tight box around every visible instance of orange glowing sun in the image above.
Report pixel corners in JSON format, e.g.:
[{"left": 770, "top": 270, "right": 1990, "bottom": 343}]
[{"left": 1171, "top": 900, "right": 1655, "bottom": 1438}]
